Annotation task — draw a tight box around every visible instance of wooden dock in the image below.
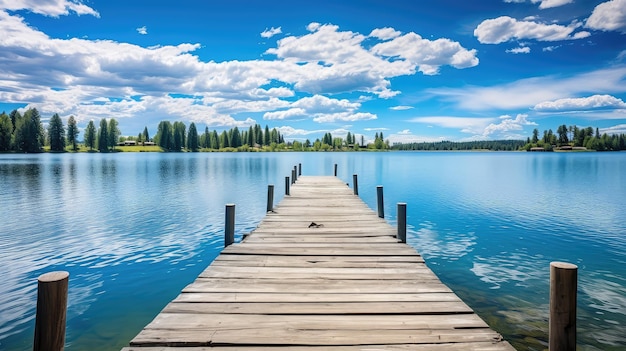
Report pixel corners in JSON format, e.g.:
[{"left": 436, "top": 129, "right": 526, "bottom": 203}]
[{"left": 122, "top": 176, "right": 515, "bottom": 350}]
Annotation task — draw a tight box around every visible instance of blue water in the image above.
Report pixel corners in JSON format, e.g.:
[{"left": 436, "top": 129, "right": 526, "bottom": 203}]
[{"left": 0, "top": 152, "right": 624, "bottom": 350}]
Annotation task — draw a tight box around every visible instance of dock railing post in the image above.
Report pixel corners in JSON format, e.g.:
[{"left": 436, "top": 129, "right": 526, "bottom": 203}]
[
  {"left": 550, "top": 262, "right": 578, "bottom": 351},
  {"left": 377, "top": 186, "right": 384, "bottom": 218},
  {"left": 397, "top": 203, "right": 406, "bottom": 243},
  {"left": 334, "top": 163, "right": 337, "bottom": 177},
  {"left": 285, "top": 176, "right": 290, "bottom": 196},
  {"left": 33, "top": 271, "right": 69, "bottom": 351},
  {"left": 267, "top": 184, "right": 274, "bottom": 212},
  {"left": 353, "top": 174, "right": 359, "bottom": 195},
  {"left": 298, "top": 163, "right": 302, "bottom": 176},
  {"left": 225, "top": 204, "right": 235, "bottom": 247}
]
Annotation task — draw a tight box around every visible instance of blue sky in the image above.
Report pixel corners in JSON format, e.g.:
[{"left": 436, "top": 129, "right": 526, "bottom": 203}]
[{"left": 0, "top": 0, "right": 625, "bottom": 144}]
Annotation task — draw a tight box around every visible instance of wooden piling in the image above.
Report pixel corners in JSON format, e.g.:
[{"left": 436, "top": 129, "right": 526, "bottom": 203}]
[
  {"left": 293, "top": 166, "right": 298, "bottom": 182},
  {"left": 298, "top": 163, "right": 302, "bottom": 176},
  {"left": 334, "top": 163, "right": 337, "bottom": 177},
  {"left": 550, "top": 261, "right": 578, "bottom": 351},
  {"left": 33, "top": 271, "right": 69, "bottom": 351},
  {"left": 397, "top": 203, "right": 407, "bottom": 243},
  {"left": 267, "top": 185, "right": 274, "bottom": 212},
  {"left": 377, "top": 185, "right": 384, "bottom": 218},
  {"left": 291, "top": 169, "right": 296, "bottom": 184},
  {"left": 285, "top": 176, "right": 290, "bottom": 196},
  {"left": 353, "top": 174, "right": 359, "bottom": 195},
  {"left": 225, "top": 204, "right": 235, "bottom": 247}
]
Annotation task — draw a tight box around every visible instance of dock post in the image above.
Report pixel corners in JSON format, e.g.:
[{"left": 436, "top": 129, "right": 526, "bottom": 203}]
[
  {"left": 291, "top": 169, "right": 296, "bottom": 184},
  {"left": 334, "top": 163, "right": 337, "bottom": 177},
  {"left": 267, "top": 184, "right": 274, "bottom": 212},
  {"left": 33, "top": 271, "right": 69, "bottom": 351},
  {"left": 225, "top": 204, "right": 235, "bottom": 247},
  {"left": 298, "top": 163, "right": 302, "bottom": 176},
  {"left": 377, "top": 186, "right": 384, "bottom": 218},
  {"left": 285, "top": 176, "right": 290, "bottom": 196},
  {"left": 550, "top": 262, "right": 578, "bottom": 351},
  {"left": 293, "top": 166, "right": 298, "bottom": 182},
  {"left": 397, "top": 203, "right": 406, "bottom": 243},
  {"left": 353, "top": 174, "right": 359, "bottom": 195}
]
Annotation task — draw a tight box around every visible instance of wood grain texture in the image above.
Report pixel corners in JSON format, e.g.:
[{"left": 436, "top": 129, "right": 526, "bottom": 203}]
[{"left": 124, "top": 176, "right": 514, "bottom": 350}]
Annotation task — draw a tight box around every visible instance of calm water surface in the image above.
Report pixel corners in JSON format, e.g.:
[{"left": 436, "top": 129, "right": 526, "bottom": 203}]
[{"left": 1, "top": 152, "right": 624, "bottom": 350}]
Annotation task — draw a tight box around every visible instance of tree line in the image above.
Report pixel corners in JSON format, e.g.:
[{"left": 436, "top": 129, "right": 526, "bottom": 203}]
[
  {"left": 392, "top": 140, "right": 526, "bottom": 151},
  {"left": 523, "top": 125, "right": 626, "bottom": 151}
]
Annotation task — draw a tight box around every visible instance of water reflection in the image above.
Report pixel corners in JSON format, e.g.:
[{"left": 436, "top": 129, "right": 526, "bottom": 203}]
[{"left": 1, "top": 152, "right": 625, "bottom": 351}]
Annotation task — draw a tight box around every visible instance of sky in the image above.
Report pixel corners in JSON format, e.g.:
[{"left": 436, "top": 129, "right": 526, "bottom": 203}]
[{"left": 0, "top": 0, "right": 625, "bottom": 144}]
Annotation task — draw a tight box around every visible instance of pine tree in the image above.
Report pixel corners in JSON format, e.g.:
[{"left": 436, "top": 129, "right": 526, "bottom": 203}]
[
  {"left": 0, "top": 112, "right": 12, "bottom": 151},
  {"left": 66, "top": 115, "right": 79, "bottom": 151},
  {"left": 48, "top": 113, "right": 65, "bottom": 152},
  {"left": 264, "top": 125, "right": 270, "bottom": 146},
  {"left": 156, "top": 121, "right": 173, "bottom": 150},
  {"left": 143, "top": 126, "right": 150, "bottom": 142},
  {"left": 187, "top": 122, "right": 199, "bottom": 151},
  {"left": 84, "top": 120, "right": 96, "bottom": 150},
  {"left": 108, "top": 118, "right": 120, "bottom": 150},
  {"left": 97, "top": 118, "right": 108, "bottom": 152}
]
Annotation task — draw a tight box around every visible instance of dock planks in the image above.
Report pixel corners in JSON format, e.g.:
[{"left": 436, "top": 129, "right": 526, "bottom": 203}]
[{"left": 123, "top": 176, "right": 514, "bottom": 350}]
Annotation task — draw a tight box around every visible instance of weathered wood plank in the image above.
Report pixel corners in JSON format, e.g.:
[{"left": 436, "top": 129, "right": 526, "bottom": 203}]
[
  {"left": 143, "top": 313, "right": 489, "bottom": 330},
  {"left": 173, "top": 292, "right": 462, "bottom": 303},
  {"left": 162, "top": 301, "right": 474, "bottom": 315},
  {"left": 123, "top": 343, "right": 516, "bottom": 351}
]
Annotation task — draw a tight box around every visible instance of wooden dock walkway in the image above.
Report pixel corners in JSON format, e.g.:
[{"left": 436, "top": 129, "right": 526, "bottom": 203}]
[{"left": 122, "top": 176, "right": 515, "bottom": 350}]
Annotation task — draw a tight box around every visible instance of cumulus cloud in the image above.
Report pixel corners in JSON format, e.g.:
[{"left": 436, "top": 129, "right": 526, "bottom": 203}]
[
  {"left": 586, "top": 0, "right": 626, "bottom": 34},
  {"left": 0, "top": 0, "right": 99, "bottom": 17},
  {"left": 263, "top": 95, "right": 375, "bottom": 123},
  {"left": 369, "top": 27, "right": 401, "bottom": 40},
  {"left": 534, "top": 94, "right": 626, "bottom": 111},
  {"left": 136, "top": 26, "right": 147, "bottom": 35},
  {"left": 482, "top": 114, "right": 537, "bottom": 137},
  {"left": 371, "top": 32, "right": 479, "bottom": 74},
  {"left": 261, "top": 26, "right": 282, "bottom": 38},
  {"left": 474, "top": 16, "right": 590, "bottom": 44},
  {"left": 504, "top": 0, "right": 573, "bottom": 9},
  {"left": 506, "top": 46, "right": 531, "bottom": 54},
  {"left": 0, "top": 10, "right": 480, "bottom": 131}
]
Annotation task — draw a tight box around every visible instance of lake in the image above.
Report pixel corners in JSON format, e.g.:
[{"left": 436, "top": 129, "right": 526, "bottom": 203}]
[{"left": 0, "top": 151, "right": 624, "bottom": 350}]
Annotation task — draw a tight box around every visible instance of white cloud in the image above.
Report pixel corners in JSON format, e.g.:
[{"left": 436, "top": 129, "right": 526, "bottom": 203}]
[
  {"left": 506, "top": 46, "right": 531, "bottom": 54},
  {"left": 312, "top": 112, "right": 376, "bottom": 123},
  {"left": 261, "top": 26, "right": 282, "bottom": 38},
  {"left": 0, "top": 13, "right": 475, "bottom": 131},
  {"left": 534, "top": 94, "right": 626, "bottom": 111},
  {"left": 371, "top": 32, "right": 479, "bottom": 74},
  {"left": 410, "top": 116, "right": 495, "bottom": 135},
  {"left": 586, "top": 0, "right": 626, "bottom": 34},
  {"left": 364, "top": 127, "right": 389, "bottom": 131},
  {"left": 398, "top": 129, "right": 411, "bottom": 135},
  {"left": 600, "top": 124, "right": 626, "bottom": 135},
  {"left": 482, "top": 114, "right": 537, "bottom": 137},
  {"left": 0, "top": 0, "right": 99, "bottom": 17},
  {"left": 369, "top": 27, "right": 401, "bottom": 40},
  {"left": 390, "top": 105, "right": 414, "bottom": 110},
  {"left": 387, "top": 132, "right": 446, "bottom": 144},
  {"left": 474, "top": 16, "right": 590, "bottom": 44},
  {"left": 543, "top": 45, "right": 561, "bottom": 52},
  {"left": 136, "top": 26, "right": 147, "bottom": 35},
  {"left": 503, "top": 0, "right": 573, "bottom": 9},
  {"left": 263, "top": 108, "right": 306, "bottom": 120},
  {"left": 427, "top": 67, "right": 626, "bottom": 111}
]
